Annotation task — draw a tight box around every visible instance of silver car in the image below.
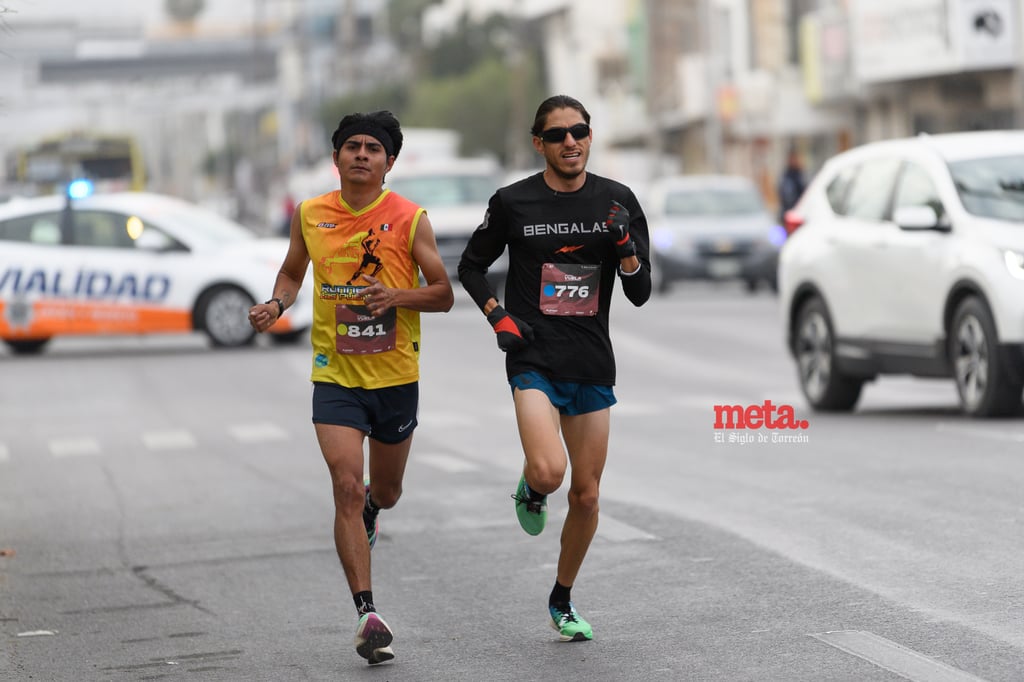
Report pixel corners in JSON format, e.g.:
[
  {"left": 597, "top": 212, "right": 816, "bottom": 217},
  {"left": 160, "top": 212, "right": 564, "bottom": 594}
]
[{"left": 647, "top": 174, "right": 786, "bottom": 294}]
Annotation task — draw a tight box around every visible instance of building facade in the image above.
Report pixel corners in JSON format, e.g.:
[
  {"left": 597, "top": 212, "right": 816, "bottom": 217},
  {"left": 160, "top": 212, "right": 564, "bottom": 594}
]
[{"left": 3, "top": 0, "right": 1020, "bottom": 221}]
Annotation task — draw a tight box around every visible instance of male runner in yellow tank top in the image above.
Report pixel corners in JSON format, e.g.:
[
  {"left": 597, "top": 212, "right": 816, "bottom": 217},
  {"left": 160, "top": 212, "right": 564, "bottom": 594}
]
[{"left": 248, "top": 110, "right": 454, "bottom": 666}]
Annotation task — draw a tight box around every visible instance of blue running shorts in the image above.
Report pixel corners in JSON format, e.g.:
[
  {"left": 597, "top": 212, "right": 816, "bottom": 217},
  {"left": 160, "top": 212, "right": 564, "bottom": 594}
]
[
  {"left": 509, "top": 371, "right": 616, "bottom": 416},
  {"left": 312, "top": 381, "right": 418, "bottom": 444}
]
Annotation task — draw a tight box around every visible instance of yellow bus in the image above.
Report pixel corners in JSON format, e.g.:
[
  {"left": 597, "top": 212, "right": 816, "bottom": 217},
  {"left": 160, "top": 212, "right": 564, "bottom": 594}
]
[{"left": 15, "top": 131, "right": 146, "bottom": 196}]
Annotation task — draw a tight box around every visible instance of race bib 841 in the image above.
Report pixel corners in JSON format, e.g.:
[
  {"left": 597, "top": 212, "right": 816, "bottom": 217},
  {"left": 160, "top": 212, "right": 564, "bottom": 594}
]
[{"left": 335, "top": 304, "right": 396, "bottom": 354}]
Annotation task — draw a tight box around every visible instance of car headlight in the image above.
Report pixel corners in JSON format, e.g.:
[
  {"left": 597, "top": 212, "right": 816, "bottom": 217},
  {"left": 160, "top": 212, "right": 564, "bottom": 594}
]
[
  {"left": 653, "top": 229, "right": 695, "bottom": 256},
  {"left": 768, "top": 224, "right": 788, "bottom": 247},
  {"left": 1004, "top": 250, "right": 1024, "bottom": 279},
  {"left": 652, "top": 229, "right": 675, "bottom": 252}
]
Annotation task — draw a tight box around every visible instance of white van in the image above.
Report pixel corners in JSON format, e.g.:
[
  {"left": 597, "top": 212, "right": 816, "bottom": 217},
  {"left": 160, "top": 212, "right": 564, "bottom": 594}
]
[{"left": 384, "top": 157, "right": 507, "bottom": 286}]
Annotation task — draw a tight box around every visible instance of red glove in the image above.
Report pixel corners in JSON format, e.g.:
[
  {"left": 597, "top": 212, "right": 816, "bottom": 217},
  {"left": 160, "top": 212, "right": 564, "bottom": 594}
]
[{"left": 605, "top": 200, "right": 636, "bottom": 259}]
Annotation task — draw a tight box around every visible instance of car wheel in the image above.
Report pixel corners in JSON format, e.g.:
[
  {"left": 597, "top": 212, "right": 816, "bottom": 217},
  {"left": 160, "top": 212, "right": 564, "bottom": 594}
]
[
  {"left": 744, "top": 279, "right": 758, "bottom": 294},
  {"left": 196, "top": 285, "right": 257, "bottom": 348},
  {"left": 794, "top": 297, "right": 863, "bottom": 411},
  {"left": 4, "top": 338, "right": 51, "bottom": 355},
  {"left": 949, "top": 296, "right": 1023, "bottom": 417}
]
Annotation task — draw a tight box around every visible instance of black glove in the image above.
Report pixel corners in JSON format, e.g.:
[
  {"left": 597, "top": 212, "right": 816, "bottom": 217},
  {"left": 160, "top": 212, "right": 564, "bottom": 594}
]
[
  {"left": 605, "top": 200, "right": 636, "bottom": 259},
  {"left": 486, "top": 305, "right": 534, "bottom": 352}
]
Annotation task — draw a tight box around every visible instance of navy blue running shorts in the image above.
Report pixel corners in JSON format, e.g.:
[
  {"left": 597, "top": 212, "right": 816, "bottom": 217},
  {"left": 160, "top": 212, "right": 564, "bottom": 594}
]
[
  {"left": 508, "top": 371, "right": 617, "bottom": 416},
  {"left": 312, "top": 381, "right": 418, "bottom": 444}
]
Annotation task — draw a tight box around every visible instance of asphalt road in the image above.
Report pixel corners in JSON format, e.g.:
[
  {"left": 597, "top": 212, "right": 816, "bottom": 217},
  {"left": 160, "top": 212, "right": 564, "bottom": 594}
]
[{"left": 2, "top": 283, "right": 1023, "bottom": 681}]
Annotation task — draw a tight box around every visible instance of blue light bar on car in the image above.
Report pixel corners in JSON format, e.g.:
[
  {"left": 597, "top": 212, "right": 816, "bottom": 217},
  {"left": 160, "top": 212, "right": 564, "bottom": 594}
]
[{"left": 67, "top": 178, "right": 95, "bottom": 199}]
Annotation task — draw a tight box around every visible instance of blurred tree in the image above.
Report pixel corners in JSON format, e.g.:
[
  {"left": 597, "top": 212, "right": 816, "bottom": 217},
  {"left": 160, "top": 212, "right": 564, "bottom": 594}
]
[
  {"left": 165, "top": 0, "right": 205, "bottom": 23},
  {"left": 405, "top": 54, "right": 545, "bottom": 165},
  {"left": 319, "top": 11, "right": 546, "bottom": 167},
  {"left": 387, "top": 0, "right": 439, "bottom": 51},
  {"left": 318, "top": 84, "right": 409, "bottom": 137},
  {"left": 423, "top": 13, "right": 513, "bottom": 79}
]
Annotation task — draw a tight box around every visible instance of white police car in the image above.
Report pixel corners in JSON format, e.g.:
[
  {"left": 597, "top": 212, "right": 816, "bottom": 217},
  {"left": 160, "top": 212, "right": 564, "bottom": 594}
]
[
  {"left": 779, "top": 130, "right": 1024, "bottom": 417},
  {"left": 0, "top": 191, "right": 312, "bottom": 354}
]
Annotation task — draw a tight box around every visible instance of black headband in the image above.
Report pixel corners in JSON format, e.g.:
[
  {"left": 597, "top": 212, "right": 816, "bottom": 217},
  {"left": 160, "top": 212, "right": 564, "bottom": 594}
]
[{"left": 333, "top": 122, "right": 395, "bottom": 158}]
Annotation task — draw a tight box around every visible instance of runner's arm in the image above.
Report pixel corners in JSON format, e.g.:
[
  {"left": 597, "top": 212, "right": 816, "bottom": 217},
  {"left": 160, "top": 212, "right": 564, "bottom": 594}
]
[
  {"left": 250, "top": 205, "right": 310, "bottom": 332},
  {"left": 617, "top": 196, "right": 652, "bottom": 306}
]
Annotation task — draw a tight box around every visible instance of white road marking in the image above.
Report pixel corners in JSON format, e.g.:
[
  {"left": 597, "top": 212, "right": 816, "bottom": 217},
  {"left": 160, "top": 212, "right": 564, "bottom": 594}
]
[
  {"left": 49, "top": 438, "right": 101, "bottom": 458},
  {"left": 228, "top": 423, "right": 290, "bottom": 443},
  {"left": 596, "top": 513, "right": 657, "bottom": 542},
  {"left": 810, "top": 630, "right": 990, "bottom": 682},
  {"left": 417, "top": 453, "right": 479, "bottom": 473},
  {"left": 142, "top": 430, "right": 197, "bottom": 450},
  {"left": 0, "top": 443, "right": 9, "bottom": 462}
]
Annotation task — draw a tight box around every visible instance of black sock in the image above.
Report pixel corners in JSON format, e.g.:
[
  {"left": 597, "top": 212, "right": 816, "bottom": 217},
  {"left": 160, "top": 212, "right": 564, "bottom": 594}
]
[
  {"left": 525, "top": 480, "right": 546, "bottom": 502},
  {"left": 354, "top": 591, "right": 375, "bottom": 616},
  {"left": 549, "top": 581, "right": 571, "bottom": 608}
]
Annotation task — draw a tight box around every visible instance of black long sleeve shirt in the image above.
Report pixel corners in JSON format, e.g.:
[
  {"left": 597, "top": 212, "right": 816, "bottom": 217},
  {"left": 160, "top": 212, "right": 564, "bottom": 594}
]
[{"left": 458, "top": 171, "right": 651, "bottom": 385}]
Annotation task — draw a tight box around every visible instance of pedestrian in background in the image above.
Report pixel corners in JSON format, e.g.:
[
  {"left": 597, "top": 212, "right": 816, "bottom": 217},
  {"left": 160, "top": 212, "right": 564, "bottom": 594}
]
[
  {"left": 458, "top": 94, "right": 652, "bottom": 642},
  {"left": 777, "top": 147, "right": 807, "bottom": 222},
  {"left": 248, "top": 110, "right": 454, "bottom": 666}
]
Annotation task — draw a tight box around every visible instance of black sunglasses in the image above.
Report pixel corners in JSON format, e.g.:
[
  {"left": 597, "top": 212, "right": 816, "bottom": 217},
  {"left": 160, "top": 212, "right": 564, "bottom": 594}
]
[{"left": 538, "top": 123, "right": 590, "bottom": 143}]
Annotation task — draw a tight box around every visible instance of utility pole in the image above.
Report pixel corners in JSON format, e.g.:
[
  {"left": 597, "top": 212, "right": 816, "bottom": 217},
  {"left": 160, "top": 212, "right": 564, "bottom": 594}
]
[
  {"left": 1017, "top": 4, "right": 1024, "bottom": 128},
  {"left": 700, "top": 0, "right": 724, "bottom": 173},
  {"left": 336, "top": 0, "right": 357, "bottom": 92}
]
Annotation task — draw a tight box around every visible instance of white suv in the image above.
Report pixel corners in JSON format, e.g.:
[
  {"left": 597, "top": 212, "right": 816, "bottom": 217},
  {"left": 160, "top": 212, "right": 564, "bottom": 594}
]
[{"left": 778, "top": 131, "right": 1024, "bottom": 417}]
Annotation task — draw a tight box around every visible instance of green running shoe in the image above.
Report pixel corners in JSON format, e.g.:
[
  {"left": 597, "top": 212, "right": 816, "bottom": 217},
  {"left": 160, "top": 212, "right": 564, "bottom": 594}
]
[
  {"left": 354, "top": 612, "right": 394, "bottom": 665},
  {"left": 511, "top": 474, "right": 547, "bottom": 536},
  {"left": 549, "top": 602, "right": 593, "bottom": 642}
]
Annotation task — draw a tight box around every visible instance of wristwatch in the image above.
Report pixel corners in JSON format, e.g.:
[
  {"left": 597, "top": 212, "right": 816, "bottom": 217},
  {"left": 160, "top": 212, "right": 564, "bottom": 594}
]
[{"left": 265, "top": 297, "right": 284, "bottom": 317}]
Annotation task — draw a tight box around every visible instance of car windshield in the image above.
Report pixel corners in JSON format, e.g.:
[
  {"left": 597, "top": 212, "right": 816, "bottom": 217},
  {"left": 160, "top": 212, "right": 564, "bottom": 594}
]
[
  {"left": 949, "top": 155, "right": 1024, "bottom": 222},
  {"left": 664, "top": 188, "right": 764, "bottom": 216},
  {"left": 387, "top": 174, "right": 496, "bottom": 207},
  {"left": 150, "top": 199, "right": 257, "bottom": 244}
]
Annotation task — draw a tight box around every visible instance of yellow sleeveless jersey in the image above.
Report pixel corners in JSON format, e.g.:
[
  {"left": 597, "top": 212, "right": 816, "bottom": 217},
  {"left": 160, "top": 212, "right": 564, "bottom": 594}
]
[{"left": 301, "top": 189, "right": 425, "bottom": 389}]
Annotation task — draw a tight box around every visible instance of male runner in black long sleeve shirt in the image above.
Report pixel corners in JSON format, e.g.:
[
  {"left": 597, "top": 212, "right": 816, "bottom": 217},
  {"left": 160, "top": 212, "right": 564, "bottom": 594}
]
[{"left": 458, "top": 94, "right": 651, "bottom": 642}]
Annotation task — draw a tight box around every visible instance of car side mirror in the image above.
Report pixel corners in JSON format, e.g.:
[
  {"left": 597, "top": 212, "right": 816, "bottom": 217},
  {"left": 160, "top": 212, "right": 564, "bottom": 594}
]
[{"left": 893, "top": 205, "right": 949, "bottom": 232}]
